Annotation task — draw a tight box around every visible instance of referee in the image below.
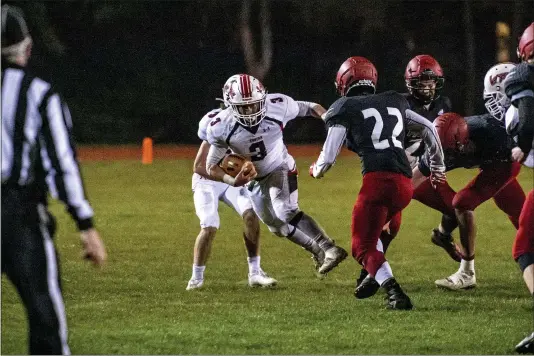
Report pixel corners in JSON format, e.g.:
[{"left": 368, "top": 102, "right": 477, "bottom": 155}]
[{"left": 2, "top": 5, "right": 106, "bottom": 355}]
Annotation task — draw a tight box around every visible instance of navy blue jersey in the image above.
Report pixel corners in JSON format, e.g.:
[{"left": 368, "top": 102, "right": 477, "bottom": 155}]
[
  {"left": 324, "top": 91, "right": 413, "bottom": 177},
  {"left": 419, "top": 113, "right": 514, "bottom": 175},
  {"left": 403, "top": 93, "right": 452, "bottom": 157}
]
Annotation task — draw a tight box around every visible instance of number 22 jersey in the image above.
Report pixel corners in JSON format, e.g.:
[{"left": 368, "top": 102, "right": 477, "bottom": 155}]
[{"left": 206, "top": 93, "right": 302, "bottom": 178}]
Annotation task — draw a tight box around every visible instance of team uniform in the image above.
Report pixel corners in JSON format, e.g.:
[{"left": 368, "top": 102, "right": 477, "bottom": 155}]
[
  {"left": 418, "top": 114, "right": 525, "bottom": 229},
  {"left": 206, "top": 93, "right": 308, "bottom": 235},
  {"left": 315, "top": 91, "right": 445, "bottom": 278},
  {"left": 504, "top": 62, "right": 534, "bottom": 268},
  {"left": 403, "top": 93, "right": 452, "bottom": 167},
  {"left": 192, "top": 108, "right": 252, "bottom": 229}
]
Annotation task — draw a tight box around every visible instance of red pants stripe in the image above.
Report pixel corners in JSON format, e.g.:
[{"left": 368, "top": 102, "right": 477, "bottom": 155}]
[
  {"left": 352, "top": 172, "right": 412, "bottom": 277},
  {"left": 513, "top": 189, "right": 534, "bottom": 260}
]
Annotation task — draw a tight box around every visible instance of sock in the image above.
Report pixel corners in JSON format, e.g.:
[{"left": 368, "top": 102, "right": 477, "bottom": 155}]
[
  {"left": 459, "top": 259, "right": 475, "bottom": 274},
  {"left": 285, "top": 226, "right": 323, "bottom": 256},
  {"left": 247, "top": 256, "right": 261, "bottom": 275},
  {"left": 192, "top": 264, "right": 206, "bottom": 280},
  {"left": 375, "top": 261, "right": 394, "bottom": 286},
  {"left": 376, "top": 239, "right": 384, "bottom": 253},
  {"left": 291, "top": 213, "right": 335, "bottom": 251}
]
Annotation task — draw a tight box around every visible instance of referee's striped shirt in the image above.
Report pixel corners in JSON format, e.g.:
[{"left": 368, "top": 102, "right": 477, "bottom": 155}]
[{"left": 2, "top": 62, "right": 94, "bottom": 230}]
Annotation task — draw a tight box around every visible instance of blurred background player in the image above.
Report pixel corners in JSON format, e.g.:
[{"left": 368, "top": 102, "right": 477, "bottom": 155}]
[
  {"left": 502, "top": 21, "right": 534, "bottom": 354},
  {"left": 310, "top": 56, "right": 446, "bottom": 309},
  {"left": 204, "top": 74, "right": 348, "bottom": 278},
  {"left": 186, "top": 102, "right": 277, "bottom": 290}
]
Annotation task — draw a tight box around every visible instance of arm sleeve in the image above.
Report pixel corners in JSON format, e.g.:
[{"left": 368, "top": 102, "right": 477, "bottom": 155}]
[
  {"left": 312, "top": 125, "right": 347, "bottom": 178},
  {"left": 206, "top": 144, "right": 229, "bottom": 173},
  {"left": 515, "top": 96, "right": 534, "bottom": 154},
  {"left": 405, "top": 109, "right": 445, "bottom": 173},
  {"left": 296, "top": 101, "right": 318, "bottom": 117},
  {"left": 39, "top": 93, "right": 94, "bottom": 231}
]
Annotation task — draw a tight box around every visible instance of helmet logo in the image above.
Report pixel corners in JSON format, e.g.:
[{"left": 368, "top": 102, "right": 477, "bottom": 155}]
[{"left": 489, "top": 72, "right": 509, "bottom": 86}]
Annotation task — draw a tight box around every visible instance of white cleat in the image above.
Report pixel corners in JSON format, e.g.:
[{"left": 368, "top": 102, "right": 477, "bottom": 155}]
[
  {"left": 248, "top": 270, "right": 278, "bottom": 288},
  {"left": 186, "top": 278, "right": 204, "bottom": 291},
  {"left": 318, "top": 246, "right": 348, "bottom": 275},
  {"left": 435, "top": 271, "right": 476, "bottom": 290}
]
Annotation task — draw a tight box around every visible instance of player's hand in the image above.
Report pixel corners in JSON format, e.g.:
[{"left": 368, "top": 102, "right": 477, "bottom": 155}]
[
  {"left": 309, "top": 162, "right": 322, "bottom": 179},
  {"left": 81, "top": 228, "right": 107, "bottom": 267},
  {"left": 430, "top": 171, "right": 447, "bottom": 189},
  {"left": 511, "top": 147, "right": 525, "bottom": 163},
  {"left": 234, "top": 161, "right": 257, "bottom": 186}
]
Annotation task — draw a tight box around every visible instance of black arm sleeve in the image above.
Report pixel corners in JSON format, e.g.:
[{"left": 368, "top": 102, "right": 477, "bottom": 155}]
[{"left": 516, "top": 96, "right": 534, "bottom": 154}]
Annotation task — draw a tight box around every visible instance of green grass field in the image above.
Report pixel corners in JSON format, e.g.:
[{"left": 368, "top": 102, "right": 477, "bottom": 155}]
[{"left": 2, "top": 156, "right": 533, "bottom": 354}]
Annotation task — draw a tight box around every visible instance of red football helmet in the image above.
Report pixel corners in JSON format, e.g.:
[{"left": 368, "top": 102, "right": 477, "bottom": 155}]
[
  {"left": 433, "top": 112, "right": 469, "bottom": 152},
  {"left": 405, "top": 54, "right": 445, "bottom": 104},
  {"left": 517, "top": 22, "right": 534, "bottom": 62},
  {"left": 335, "top": 56, "right": 377, "bottom": 96}
]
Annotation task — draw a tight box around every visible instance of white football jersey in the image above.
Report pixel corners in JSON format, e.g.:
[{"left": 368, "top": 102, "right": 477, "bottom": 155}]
[
  {"left": 505, "top": 106, "right": 534, "bottom": 168},
  {"left": 198, "top": 108, "right": 222, "bottom": 141},
  {"left": 206, "top": 93, "right": 301, "bottom": 177}
]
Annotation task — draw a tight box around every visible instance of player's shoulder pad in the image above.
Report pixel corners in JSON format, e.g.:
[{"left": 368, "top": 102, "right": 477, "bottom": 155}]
[
  {"left": 440, "top": 95, "right": 453, "bottom": 112},
  {"left": 205, "top": 108, "right": 234, "bottom": 145},
  {"left": 198, "top": 108, "right": 222, "bottom": 141},
  {"left": 504, "top": 62, "right": 533, "bottom": 98},
  {"left": 323, "top": 97, "right": 349, "bottom": 125},
  {"left": 265, "top": 93, "right": 297, "bottom": 119}
]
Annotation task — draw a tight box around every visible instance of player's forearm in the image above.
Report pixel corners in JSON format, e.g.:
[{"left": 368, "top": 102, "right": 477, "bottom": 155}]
[
  {"left": 297, "top": 101, "right": 326, "bottom": 119},
  {"left": 193, "top": 141, "right": 211, "bottom": 178},
  {"left": 312, "top": 125, "right": 346, "bottom": 178},
  {"left": 206, "top": 145, "right": 235, "bottom": 185}
]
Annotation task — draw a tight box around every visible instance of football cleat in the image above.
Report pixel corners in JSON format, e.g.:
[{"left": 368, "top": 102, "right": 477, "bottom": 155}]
[
  {"left": 354, "top": 275, "right": 380, "bottom": 299},
  {"left": 318, "top": 246, "right": 348, "bottom": 275},
  {"left": 186, "top": 278, "right": 204, "bottom": 291},
  {"left": 435, "top": 270, "right": 476, "bottom": 290},
  {"left": 382, "top": 278, "right": 413, "bottom": 310},
  {"left": 356, "top": 268, "right": 369, "bottom": 286},
  {"left": 516, "top": 332, "right": 534, "bottom": 354},
  {"left": 312, "top": 250, "right": 325, "bottom": 271},
  {"left": 431, "top": 228, "right": 462, "bottom": 262},
  {"left": 248, "top": 270, "right": 278, "bottom": 287}
]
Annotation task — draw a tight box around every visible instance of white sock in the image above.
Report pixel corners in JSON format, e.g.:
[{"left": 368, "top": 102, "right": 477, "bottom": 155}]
[
  {"left": 459, "top": 259, "right": 475, "bottom": 274},
  {"left": 192, "top": 265, "right": 205, "bottom": 280},
  {"left": 247, "top": 256, "right": 261, "bottom": 275},
  {"left": 375, "top": 261, "right": 394, "bottom": 285}
]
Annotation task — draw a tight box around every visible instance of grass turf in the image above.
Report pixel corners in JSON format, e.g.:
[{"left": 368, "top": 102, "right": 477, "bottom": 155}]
[{"left": 2, "top": 156, "right": 533, "bottom": 354}]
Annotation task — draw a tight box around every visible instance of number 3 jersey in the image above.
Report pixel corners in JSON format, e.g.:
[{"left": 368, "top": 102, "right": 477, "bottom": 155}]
[
  {"left": 323, "top": 91, "right": 445, "bottom": 178},
  {"left": 206, "top": 93, "right": 303, "bottom": 177}
]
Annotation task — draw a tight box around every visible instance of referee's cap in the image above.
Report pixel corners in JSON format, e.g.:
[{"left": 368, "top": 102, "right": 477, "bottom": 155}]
[{"left": 1, "top": 4, "right": 30, "bottom": 49}]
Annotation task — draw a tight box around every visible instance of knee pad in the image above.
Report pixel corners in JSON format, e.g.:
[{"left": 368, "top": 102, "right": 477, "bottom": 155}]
[{"left": 517, "top": 253, "right": 534, "bottom": 273}]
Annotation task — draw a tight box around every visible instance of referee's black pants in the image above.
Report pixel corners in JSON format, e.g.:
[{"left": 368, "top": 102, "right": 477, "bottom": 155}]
[{"left": 2, "top": 186, "right": 70, "bottom": 355}]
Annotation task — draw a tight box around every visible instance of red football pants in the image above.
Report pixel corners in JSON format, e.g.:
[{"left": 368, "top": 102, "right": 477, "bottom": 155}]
[
  {"left": 352, "top": 172, "right": 412, "bottom": 277},
  {"left": 513, "top": 189, "right": 534, "bottom": 260}
]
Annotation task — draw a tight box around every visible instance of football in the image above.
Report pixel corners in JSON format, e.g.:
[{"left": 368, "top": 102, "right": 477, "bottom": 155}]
[{"left": 219, "top": 153, "right": 250, "bottom": 178}]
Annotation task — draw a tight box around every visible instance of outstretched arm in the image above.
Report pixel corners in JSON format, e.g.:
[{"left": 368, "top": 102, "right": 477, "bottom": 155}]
[{"left": 310, "top": 125, "right": 347, "bottom": 178}]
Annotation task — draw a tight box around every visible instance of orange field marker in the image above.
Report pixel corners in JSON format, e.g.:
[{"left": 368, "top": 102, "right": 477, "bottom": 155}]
[{"left": 142, "top": 137, "right": 153, "bottom": 164}]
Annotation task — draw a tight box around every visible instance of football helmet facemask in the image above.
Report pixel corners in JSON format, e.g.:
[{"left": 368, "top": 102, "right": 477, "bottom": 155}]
[
  {"left": 483, "top": 63, "right": 515, "bottom": 121},
  {"left": 405, "top": 55, "right": 445, "bottom": 104},
  {"left": 222, "top": 74, "right": 267, "bottom": 127}
]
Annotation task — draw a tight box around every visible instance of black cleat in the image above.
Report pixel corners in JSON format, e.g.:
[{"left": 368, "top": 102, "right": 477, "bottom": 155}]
[
  {"left": 354, "top": 276, "right": 380, "bottom": 299},
  {"left": 382, "top": 278, "right": 413, "bottom": 310},
  {"left": 356, "top": 268, "right": 369, "bottom": 286},
  {"left": 516, "top": 332, "right": 534, "bottom": 354},
  {"left": 431, "top": 228, "right": 462, "bottom": 262}
]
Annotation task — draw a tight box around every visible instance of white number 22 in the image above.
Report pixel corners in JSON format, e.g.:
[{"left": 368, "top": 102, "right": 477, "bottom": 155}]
[{"left": 361, "top": 107, "right": 404, "bottom": 150}]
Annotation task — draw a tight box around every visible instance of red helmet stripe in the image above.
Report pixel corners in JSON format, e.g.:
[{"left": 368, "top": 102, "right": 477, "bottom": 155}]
[{"left": 239, "top": 75, "right": 252, "bottom": 99}]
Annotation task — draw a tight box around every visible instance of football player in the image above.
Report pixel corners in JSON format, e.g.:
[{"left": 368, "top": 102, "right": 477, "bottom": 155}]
[
  {"left": 503, "top": 21, "right": 534, "bottom": 355},
  {"left": 415, "top": 112, "right": 524, "bottom": 290},
  {"left": 310, "top": 56, "right": 446, "bottom": 309},
  {"left": 204, "top": 74, "right": 348, "bottom": 279},
  {"left": 186, "top": 101, "right": 277, "bottom": 290}
]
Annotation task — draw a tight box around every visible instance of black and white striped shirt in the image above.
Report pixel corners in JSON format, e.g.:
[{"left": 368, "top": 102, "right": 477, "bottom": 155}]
[{"left": 2, "top": 62, "right": 94, "bottom": 230}]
